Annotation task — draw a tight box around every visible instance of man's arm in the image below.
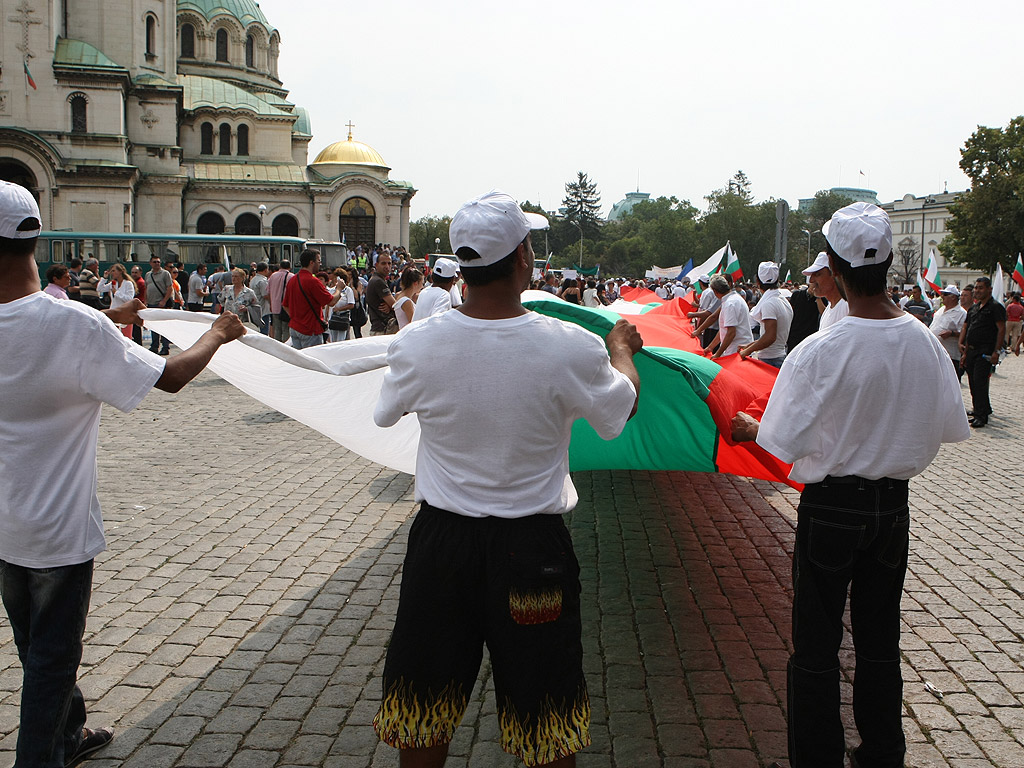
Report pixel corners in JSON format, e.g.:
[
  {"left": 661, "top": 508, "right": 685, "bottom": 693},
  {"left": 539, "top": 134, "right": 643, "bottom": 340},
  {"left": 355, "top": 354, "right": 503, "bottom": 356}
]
[
  {"left": 712, "top": 326, "right": 736, "bottom": 359},
  {"left": 103, "top": 298, "right": 146, "bottom": 325},
  {"left": 155, "top": 313, "right": 245, "bottom": 392},
  {"left": 739, "top": 318, "right": 776, "bottom": 359},
  {"left": 992, "top": 320, "right": 1006, "bottom": 363},
  {"left": 606, "top": 319, "right": 642, "bottom": 419},
  {"left": 691, "top": 307, "right": 721, "bottom": 338},
  {"left": 731, "top": 411, "right": 760, "bottom": 442}
]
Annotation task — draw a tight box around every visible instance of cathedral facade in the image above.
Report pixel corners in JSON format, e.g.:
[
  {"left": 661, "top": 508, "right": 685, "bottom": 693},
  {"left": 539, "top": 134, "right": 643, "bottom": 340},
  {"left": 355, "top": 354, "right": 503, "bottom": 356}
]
[{"left": 0, "top": 0, "right": 415, "bottom": 247}]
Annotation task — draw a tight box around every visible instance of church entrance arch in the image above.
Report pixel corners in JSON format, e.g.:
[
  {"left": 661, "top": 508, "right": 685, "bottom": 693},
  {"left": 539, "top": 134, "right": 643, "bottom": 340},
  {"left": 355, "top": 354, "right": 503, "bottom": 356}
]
[
  {"left": 235, "top": 213, "right": 260, "bottom": 235},
  {"left": 339, "top": 197, "right": 375, "bottom": 248},
  {"left": 0, "top": 160, "right": 37, "bottom": 192},
  {"left": 272, "top": 214, "right": 298, "bottom": 237},
  {"left": 196, "top": 212, "right": 225, "bottom": 234}
]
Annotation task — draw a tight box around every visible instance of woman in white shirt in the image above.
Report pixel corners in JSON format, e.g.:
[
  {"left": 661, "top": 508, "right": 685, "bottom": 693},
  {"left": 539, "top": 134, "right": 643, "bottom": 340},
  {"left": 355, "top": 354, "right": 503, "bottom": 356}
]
[
  {"left": 327, "top": 270, "right": 356, "bottom": 342},
  {"left": 394, "top": 268, "right": 424, "bottom": 330},
  {"left": 97, "top": 263, "right": 136, "bottom": 336}
]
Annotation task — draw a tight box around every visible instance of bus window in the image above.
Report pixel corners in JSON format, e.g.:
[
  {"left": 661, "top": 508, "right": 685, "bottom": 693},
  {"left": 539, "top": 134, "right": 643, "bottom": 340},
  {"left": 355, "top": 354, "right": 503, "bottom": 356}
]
[{"left": 52, "top": 240, "right": 64, "bottom": 263}]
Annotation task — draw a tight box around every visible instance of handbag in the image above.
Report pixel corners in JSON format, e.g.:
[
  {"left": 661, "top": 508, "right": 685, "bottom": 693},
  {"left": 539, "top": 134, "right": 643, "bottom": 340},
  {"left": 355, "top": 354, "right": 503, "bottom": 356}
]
[
  {"left": 328, "top": 310, "right": 350, "bottom": 331},
  {"left": 350, "top": 295, "right": 367, "bottom": 328}
]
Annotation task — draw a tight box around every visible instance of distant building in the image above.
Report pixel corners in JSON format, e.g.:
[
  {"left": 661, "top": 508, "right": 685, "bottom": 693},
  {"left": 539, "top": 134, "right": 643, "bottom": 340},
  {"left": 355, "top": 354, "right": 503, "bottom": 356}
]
[
  {"left": 879, "top": 192, "right": 983, "bottom": 289},
  {"left": 0, "top": 0, "right": 415, "bottom": 249},
  {"left": 607, "top": 191, "right": 650, "bottom": 222},
  {"left": 798, "top": 187, "right": 880, "bottom": 211}
]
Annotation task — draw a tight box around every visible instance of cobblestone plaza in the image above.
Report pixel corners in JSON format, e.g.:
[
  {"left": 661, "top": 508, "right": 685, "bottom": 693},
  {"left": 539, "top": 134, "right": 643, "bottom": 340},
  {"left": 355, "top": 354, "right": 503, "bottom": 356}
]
[{"left": 1, "top": 354, "right": 1021, "bottom": 768}]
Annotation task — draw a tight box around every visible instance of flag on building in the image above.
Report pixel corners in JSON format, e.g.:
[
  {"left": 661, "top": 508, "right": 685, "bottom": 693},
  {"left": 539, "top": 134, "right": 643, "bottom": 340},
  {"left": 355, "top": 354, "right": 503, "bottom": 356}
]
[
  {"left": 923, "top": 249, "right": 942, "bottom": 293},
  {"left": 23, "top": 59, "right": 37, "bottom": 90},
  {"left": 724, "top": 244, "right": 743, "bottom": 281},
  {"left": 1012, "top": 253, "right": 1024, "bottom": 291}
]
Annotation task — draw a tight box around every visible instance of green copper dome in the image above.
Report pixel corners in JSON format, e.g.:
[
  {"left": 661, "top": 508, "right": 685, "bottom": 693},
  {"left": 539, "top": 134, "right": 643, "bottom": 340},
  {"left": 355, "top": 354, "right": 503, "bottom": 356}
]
[{"left": 177, "top": 0, "right": 275, "bottom": 31}]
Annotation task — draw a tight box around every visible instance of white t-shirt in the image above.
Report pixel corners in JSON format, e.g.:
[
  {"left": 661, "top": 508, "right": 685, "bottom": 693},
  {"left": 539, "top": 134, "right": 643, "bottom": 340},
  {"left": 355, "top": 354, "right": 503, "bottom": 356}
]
[
  {"left": 412, "top": 285, "right": 453, "bottom": 322},
  {"left": 0, "top": 293, "right": 165, "bottom": 568},
  {"left": 394, "top": 295, "right": 414, "bottom": 329},
  {"left": 672, "top": 285, "right": 687, "bottom": 299},
  {"left": 699, "top": 288, "right": 721, "bottom": 329},
  {"left": 929, "top": 304, "right": 967, "bottom": 360},
  {"left": 583, "top": 288, "right": 600, "bottom": 307},
  {"left": 375, "top": 310, "right": 636, "bottom": 518},
  {"left": 819, "top": 298, "right": 849, "bottom": 330},
  {"left": 717, "top": 292, "right": 754, "bottom": 356},
  {"left": 756, "top": 314, "right": 970, "bottom": 484},
  {"left": 749, "top": 288, "right": 794, "bottom": 360}
]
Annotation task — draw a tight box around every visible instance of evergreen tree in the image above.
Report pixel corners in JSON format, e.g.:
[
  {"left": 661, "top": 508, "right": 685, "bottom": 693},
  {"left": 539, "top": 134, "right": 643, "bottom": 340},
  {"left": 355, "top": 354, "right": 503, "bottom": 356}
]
[{"left": 562, "top": 171, "right": 603, "bottom": 239}]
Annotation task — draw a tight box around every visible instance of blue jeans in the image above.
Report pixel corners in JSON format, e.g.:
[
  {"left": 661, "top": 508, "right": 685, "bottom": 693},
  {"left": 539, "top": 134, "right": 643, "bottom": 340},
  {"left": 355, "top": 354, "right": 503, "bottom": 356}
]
[
  {"left": 788, "top": 478, "right": 909, "bottom": 768},
  {"left": 289, "top": 329, "right": 324, "bottom": 349},
  {"left": 759, "top": 355, "right": 786, "bottom": 369},
  {"left": 0, "top": 559, "right": 93, "bottom": 768},
  {"left": 261, "top": 313, "right": 272, "bottom": 336}
]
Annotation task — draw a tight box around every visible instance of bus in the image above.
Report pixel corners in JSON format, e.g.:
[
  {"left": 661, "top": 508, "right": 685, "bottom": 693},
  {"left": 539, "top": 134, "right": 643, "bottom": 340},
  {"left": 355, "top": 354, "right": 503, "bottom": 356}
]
[{"left": 35, "top": 231, "right": 308, "bottom": 278}]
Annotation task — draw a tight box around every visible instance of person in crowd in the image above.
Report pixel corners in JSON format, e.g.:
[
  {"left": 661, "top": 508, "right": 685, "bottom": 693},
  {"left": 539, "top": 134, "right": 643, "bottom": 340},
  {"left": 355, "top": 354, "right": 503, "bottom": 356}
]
[
  {"left": 583, "top": 279, "right": 600, "bottom": 307},
  {"left": 206, "top": 264, "right": 231, "bottom": 313},
  {"left": 786, "top": 281, "right": 820, "bottom": 351},
  {"left": 129, "top": 265, "right": 146, "bottom": 345},
  {"left": 902, "top": 284, "right": 933, "bottom": 324},
  {"left": 929, "top": 284, "right": 967, "bottom": 375},
  {"left": 66, "top": 257, "right": 82, "bottom": 301},
  {"left": 282, "top": 249, "right": 344, "bottom": 349},
  {"left": 365, "top": 251, "right": 397, "bottom": 335},
  {"left": 43, "top": 263, "right": 71, "bottom": 300},
  {"left": 250, "top": 262, "right": 271, "bottom": 335},
  {"left": 268, "top": 260, "right": 291, "bottom": 342},
  {"left": 168, "top": 265, "right": 184, "bottom": 310},
  {"left": 802, "top": 251, "right": 848, "bottom": 330},
  {"left": 187, "top": 263, "right": 208, "bottom": 312},
  {"left": 97, "top": 263, "right": 136, "bottom": 337},
  {"left": 688, "top": 275, "right": 721, "bottom": 348},
  {"left": 78, "top": 257, "right": 102, "bottom": 309},
  {"left": 958, "top": 275, "right": 1005, "bottom": 428},
  {"left": 412, "top": 258, "right": 458, "bottom": 322},
  {"left": 541, "top": 272, "right": 559, "bottom": 294},
  {"left": 739, "top": 262, "right": 793, "bottom": 368},
  {"left": 145, "top": 256, "right": 173, "bottom": 355},
  {"left": 731, "top": 202, "right": 969, "bottom": 768},
  {"left": 1005, "top": 293, "right": 1023, "bottom": 352},
  {"left": 327, "top": 269, "right": 356, "bottom": 342},
  {"left": 220, "top": 267, "right": 260, "bottom": 324},
  {"left": 704, "top": 275, "right": 753, "bottom": 359},
  {"left": 559, "top": 278, "right": 581, "bottom": 304},
  {"left": 0, "top": 180, "right": 246, "bottom": 768},
  {"left": 373, "top": 189, "right": 642, "bottom": 768},
  {"left": 393, "top": 268, "right": 424, "bottom": 330}
]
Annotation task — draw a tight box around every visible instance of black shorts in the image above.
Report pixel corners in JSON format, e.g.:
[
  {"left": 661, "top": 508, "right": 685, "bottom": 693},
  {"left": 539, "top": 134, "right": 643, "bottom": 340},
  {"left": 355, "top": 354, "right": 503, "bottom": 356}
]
[{"left": 374, "top": 503, "right": 590, "bottom": 766}]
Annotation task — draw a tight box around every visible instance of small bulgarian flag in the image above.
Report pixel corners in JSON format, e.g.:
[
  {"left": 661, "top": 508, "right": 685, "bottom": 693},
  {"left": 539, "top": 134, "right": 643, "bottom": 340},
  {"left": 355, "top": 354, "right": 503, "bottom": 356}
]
[
  {"left": 23, "top": 59, "right": 37, "bottom": 90},
  {"left": 724, "top": 244, "right": 743, "bottom": 281},
  {"left": 1012, "top": 253, "right": 1024, "bottom": 291},
  {"left": 923, "top": 249, "right": 942, "bottom": 293}
]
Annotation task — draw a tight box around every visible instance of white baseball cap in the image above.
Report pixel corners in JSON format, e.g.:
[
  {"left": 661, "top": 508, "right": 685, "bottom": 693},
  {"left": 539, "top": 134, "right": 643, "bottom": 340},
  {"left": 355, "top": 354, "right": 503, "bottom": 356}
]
[
  {"left": 698, "top": 274, "right": 710, "bottom": 283},
  {"left": 449, "top": 190, "right": 548, "bottom": 267},
  {"left": 802, "top": 252, "right": 831, "bottom": 275},
  {"left": 757, "top": 262, "right": 780, "bottom": 283},
  {"left": 0, "top": 180, "right": 41, "bottom": 239},
  {"left": 940, "top": 284, "right": 960, "bottom": 297},
  {"left": 822, "top": 202, "right": 893, "bottom": 268},
  {"left": 432, "top": 257, "right": 459, "bottom": 279}
]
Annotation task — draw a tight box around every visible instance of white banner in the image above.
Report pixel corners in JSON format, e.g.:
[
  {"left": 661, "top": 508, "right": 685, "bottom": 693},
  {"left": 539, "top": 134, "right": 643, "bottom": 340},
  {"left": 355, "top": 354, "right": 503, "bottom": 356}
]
[{"left": 649, "top": 264, "right": 684, "bottom": 279}]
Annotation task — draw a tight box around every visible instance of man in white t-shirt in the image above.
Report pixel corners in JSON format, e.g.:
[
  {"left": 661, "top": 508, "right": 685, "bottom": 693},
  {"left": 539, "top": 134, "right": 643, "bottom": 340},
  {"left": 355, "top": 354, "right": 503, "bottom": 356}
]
[
  {"left": 802, "top": 251, "right": 849, "bottom": 330},
  {"left": 732, "top": 203, "right": 969, "bottom": 768},
  {"left": 0, "top": 181, "right": 245, "bottom": 768},
  {"left": 688, "top": 275, "right": 721, "bottom": 348},
  {"left": 373, "top": 190, "right": 642, "bottom": 768},
  {"left": 705, "top": 275, "right": 753, "bottom": 358},
  {"left": 929, "top": 284, "right": 967, "bottom": 372},
  {"left": 411, "top": 257, "right": 458, "bottom": 321},
  {"left": 739, "top": 262, "right": 794, "bottom": 368}
]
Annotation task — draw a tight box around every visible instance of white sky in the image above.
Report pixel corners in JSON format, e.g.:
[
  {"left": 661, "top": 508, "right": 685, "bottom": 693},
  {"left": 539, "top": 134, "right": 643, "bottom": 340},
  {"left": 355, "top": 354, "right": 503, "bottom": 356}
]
[{"left": 259, "top": 0, "right": 1022, "bottom": 218}]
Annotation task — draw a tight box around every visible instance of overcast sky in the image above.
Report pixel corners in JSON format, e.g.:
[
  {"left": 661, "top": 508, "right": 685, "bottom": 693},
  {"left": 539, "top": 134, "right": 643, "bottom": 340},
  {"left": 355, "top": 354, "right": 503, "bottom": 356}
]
[{"left": 259, "top": 0, "right": 1020, "bottom": 219}]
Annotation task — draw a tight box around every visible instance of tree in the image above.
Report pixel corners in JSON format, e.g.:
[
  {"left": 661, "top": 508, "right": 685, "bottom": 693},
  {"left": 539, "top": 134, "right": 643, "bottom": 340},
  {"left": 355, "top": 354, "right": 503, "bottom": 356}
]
[
  {"left": 942, "top": 116, "right": 1024, "bottom": 272},
  {"left": 409, "top": 215, "right": 452, "bottom": 258},
  {"left": 562, "top": 171, "right": 603, "bottom": 239}
]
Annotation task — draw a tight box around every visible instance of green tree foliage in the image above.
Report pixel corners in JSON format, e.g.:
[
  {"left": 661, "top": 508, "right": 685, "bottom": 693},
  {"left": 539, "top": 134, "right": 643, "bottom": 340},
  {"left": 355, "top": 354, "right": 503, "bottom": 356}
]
[
  {"left": 562, "top": 171, "right": 603, "bottom": 239},
  {"left": 942, "top": 117, "right": 1024, "bottom": 272},
  {"left": 601, "top": 197, "right": 700, "bottom": 276},
  {"left": 409, "top": 215, "right": 452, "bottom": 258}
]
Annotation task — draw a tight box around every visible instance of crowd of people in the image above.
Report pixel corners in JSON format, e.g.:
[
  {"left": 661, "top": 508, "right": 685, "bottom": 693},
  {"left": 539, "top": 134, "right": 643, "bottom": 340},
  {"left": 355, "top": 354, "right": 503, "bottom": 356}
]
[{"left": 6, "top": 175, "right": 1019, "bottom": 768}]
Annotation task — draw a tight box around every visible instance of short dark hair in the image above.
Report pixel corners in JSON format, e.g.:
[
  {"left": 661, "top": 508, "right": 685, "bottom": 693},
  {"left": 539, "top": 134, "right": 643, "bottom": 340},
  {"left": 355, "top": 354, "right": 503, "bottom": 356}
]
[
  {"left": 256, "top": 262, "right": 268, "bottom": 272},
  {"left": 457, "top": 235, "right": 524, "bottom": 287},
  {"left": 825, "top": 241, "right": 892, "bottom": 297},
  {"left": 280, "top": 259, "right": 290, "bottom": 270},
  {"left": 401, "top": 268, "right": 423, "bottom": 290},
  {"left": 0, "top": 216, "right": 41, "bottom": 258},
  {"left": 300, "top": 249, "right": 320, "bottom": 268},
  {"left": 70, "top": 257, "right": 83, "bottom": 269},
  {"left": 46, "top": 264, "right": 68, "bottom": 283},
  {"left": 974, "top": 276, "right": 991, "bottom": 288}
]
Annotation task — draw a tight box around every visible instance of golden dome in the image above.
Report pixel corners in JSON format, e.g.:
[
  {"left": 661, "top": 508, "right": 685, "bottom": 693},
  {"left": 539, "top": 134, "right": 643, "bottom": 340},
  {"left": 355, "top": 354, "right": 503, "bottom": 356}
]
[{"left": 312, "top": 129, "right": 388, "bottom": 169}]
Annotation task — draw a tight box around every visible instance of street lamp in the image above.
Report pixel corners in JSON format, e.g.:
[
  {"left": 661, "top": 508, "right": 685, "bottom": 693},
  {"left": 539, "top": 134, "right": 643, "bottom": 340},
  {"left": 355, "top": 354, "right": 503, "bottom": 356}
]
[
  {"left": 258, "top": 204, "right": 267, "bottom": 236},
  {"left": 920, "top": 196, "right": 937, "bottom": 275},
  {"left": 801, "top": 228, "right": 811, "bottom": 269},
  {"left": 435, "top": 237, "right": 441, "bottom": 254},
  {"left": 570, "top": 220, "right": 584, "bottom": 268}
]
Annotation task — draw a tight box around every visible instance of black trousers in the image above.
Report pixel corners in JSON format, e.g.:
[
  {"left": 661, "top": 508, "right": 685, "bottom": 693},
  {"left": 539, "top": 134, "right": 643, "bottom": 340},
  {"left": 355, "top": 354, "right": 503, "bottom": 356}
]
[{"left": 963, "top": 349, "right": 993, "bottom": 418}]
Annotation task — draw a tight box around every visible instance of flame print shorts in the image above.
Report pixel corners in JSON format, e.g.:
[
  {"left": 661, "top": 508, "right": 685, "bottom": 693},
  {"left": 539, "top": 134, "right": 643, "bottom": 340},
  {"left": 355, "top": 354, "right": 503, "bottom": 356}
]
[{"left": 374, "top": 503, "right": 591, "bottom": 766}]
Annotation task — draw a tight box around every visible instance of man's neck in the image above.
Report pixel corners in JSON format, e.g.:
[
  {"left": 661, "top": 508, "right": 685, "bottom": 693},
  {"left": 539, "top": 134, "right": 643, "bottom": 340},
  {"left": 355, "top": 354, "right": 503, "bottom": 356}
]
[
  {"left": 458, "top": 280, "right": 527, "bottom": 320},
  {"left": 0, "top": 256, "right": 42, "bottom": 303},
  {"left": 846, "top": 291, "right": 904, "bottom": 319}
]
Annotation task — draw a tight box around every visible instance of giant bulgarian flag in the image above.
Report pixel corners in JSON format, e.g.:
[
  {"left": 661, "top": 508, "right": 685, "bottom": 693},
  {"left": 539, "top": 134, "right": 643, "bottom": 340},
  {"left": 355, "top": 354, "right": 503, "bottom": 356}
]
[{"left": 140, "top": 296, "right": 797, "bottom": 489}]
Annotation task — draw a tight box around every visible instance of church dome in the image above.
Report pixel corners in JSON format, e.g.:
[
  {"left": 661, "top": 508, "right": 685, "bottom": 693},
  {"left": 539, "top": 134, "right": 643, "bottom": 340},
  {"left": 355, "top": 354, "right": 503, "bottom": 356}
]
[
  {"left": 177, "top": 0, "right": 275, "bottom": 31},
  {"left": 312, "top": 131, "right": 388, "bottom": 169}
]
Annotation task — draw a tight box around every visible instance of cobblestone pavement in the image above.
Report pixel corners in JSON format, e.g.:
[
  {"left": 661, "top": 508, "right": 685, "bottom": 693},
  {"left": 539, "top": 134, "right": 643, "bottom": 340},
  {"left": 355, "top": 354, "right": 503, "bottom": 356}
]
[{"left": 0, "top": 350, "right": 1021, "bottom": 768}]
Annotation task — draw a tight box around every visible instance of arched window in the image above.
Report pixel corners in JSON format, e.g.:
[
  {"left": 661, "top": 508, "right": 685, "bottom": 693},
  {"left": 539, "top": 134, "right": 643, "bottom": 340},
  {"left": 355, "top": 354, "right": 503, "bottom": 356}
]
[
  {"left": 245, "top": 34, "right": 255, "bottom": 67},
  {"left": 200, "top": 122, "right": 213, "bottom": 154},
  {"left": 237, "top": 124, "right": 249, "bottom": 156},
  {"left": 339, "top": 197, "right": 376, "bottom": 246},
  {"left": 196, "top": 212, "right": 225, "bottom": 234},
  {"left": 181, "top": 23, "right": 195, "bottom": 58},
  {"left": 216, "top": 28, "right": 228, "bottom": 62},
  {"left": 235, "top": 213, "right": 261, "bottom": 236},
  {"left": 272, "top": 214, "right": 299, "bottom": 237},
  {"left": 69, "top": 94, "right": 88, "bottom": 133},
  {"left": 145, "top": 15, "right": 157, "bottom": 57},
  {"left": 218, "top": 123, "right": 231, "bottom": 155}
]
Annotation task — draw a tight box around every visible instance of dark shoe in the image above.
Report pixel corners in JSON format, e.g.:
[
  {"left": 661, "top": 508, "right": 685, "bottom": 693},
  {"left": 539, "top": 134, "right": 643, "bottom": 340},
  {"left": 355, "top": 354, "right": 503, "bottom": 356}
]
[
  {"left": 65, "top": 727, "right": 113, "bottom": 767},
  {"left": 966, "top": 410, "right": 974, "bottom": 416},
  {"left": 970, "top": 417, "right": 988, "bottom": 428}
]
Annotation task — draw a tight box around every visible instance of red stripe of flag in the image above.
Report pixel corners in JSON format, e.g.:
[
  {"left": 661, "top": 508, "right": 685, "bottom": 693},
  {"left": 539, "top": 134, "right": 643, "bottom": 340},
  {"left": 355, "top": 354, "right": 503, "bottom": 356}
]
[{"left": 23, "top": 60, "right": 37, "bottom": 90}]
